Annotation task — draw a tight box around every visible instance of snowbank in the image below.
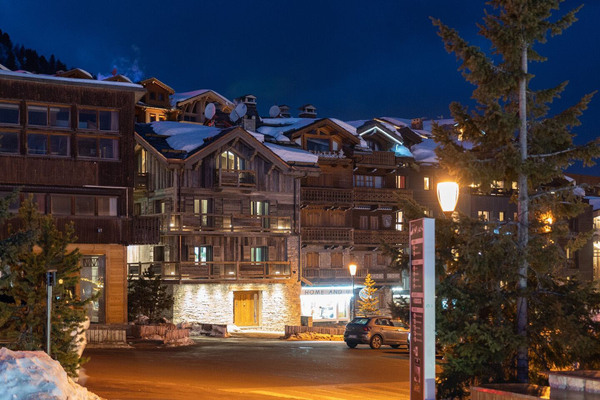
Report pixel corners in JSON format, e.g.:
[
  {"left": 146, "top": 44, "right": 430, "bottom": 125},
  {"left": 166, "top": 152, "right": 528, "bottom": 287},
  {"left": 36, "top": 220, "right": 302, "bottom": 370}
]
[{"left": 0, "top": 348, "right": 103, "bottom": 400}]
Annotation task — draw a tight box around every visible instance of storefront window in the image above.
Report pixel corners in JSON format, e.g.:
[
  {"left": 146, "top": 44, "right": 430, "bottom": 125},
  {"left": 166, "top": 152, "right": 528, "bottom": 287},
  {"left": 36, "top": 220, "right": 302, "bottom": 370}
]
[
  {"left": 301, "top": 287, "right": 352, "bottom": 322},
  {"left": 80, "top": 255, "right": 106, "bottom": 324}
]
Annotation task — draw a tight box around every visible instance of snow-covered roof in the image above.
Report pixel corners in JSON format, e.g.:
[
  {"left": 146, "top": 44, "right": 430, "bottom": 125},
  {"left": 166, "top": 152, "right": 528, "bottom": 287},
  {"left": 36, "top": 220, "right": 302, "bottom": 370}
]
[
  {"left": 586, "top": 196, "right": 600, "bottom": 211},
  {"left": 392, "top": 144, "right": 413, "bottom": 158},
  {"left": 411, "top": 137, "right": 438, "bottom": 163},
  {"left": 150, "top": 121, "right": 221, "bottom": 153},
  {"left": 0, "top": 69, "right": 144, "bottom": 92},
  {"left": 264, "top": 142, "right": 319, "bottom": 164},
  {"left": 257, "top": 117, "right": 316, "bottom": 139},
  {"left": 170, "top": 89, "right": 233, "bottom": 108}
]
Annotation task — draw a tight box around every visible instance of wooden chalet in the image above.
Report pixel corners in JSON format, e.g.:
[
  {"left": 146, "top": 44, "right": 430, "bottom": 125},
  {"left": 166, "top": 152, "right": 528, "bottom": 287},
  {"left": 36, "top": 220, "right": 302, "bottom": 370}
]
[
  {"left": 136, "top": 77, "right": 175, "bottom": 123},
  {"left": 170, "top": 89, "right": 234, "bottom": 126},
  {"left": 131, "top": 121, "right": 318, "bottom": 330},
  {"left": 0, "top": 69, "right": 155, "bottom": 325},
  {"left": 257, "top": 116, "right": 415, "bottom": 323}
]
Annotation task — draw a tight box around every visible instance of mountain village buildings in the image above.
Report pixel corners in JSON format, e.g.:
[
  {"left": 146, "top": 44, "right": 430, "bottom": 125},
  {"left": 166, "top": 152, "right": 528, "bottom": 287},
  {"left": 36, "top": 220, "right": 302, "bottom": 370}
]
[{"left": 1, "top": 67, "right": 598, "bottom": 331}]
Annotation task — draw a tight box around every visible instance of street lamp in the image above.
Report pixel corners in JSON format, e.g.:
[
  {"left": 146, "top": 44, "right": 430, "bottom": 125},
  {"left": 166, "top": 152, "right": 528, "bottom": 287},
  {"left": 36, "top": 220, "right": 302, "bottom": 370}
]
[
  {"left": 437, "top": 181, "right": 460, "bottom": 217},
  {"left": 348, "top": 263, "right": 357, "bottom": 320},
  {"left": 46, "top": 268, "right": 57, "bottom": 356}
]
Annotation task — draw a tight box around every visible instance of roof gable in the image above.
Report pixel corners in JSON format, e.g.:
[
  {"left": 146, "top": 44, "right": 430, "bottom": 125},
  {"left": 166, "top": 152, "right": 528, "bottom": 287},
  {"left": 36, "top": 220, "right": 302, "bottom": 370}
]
[{"left": 140, "top": 77, "right": 175, "bottom": 94}]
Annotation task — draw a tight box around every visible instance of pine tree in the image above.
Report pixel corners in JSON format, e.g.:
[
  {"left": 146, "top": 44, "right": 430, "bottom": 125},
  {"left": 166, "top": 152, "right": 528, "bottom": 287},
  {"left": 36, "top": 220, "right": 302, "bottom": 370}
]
[
  {"left": 0, "top": 197, "right": 90, "bottom": 377},
  {"left": 357, "top": 274, "right": 379, "bottom": 316},
  {"left": 128, "top": 268, "right": 173, "bottom": 323},
  {"left": 431, "top": 0, "right": 600, "bottom": 395}
]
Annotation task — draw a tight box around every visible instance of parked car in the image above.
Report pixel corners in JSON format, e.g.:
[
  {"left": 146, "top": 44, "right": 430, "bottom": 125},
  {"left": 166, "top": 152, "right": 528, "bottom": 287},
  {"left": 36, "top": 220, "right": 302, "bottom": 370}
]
[{"left": 344, "top": 316, "right": 409, "bottom": 349}]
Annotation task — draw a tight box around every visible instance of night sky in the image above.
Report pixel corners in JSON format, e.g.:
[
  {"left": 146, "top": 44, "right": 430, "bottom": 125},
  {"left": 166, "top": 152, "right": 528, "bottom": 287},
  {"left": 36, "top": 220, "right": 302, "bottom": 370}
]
[{"left": 1, "top": 1, "right": 599, "bottom": 172}]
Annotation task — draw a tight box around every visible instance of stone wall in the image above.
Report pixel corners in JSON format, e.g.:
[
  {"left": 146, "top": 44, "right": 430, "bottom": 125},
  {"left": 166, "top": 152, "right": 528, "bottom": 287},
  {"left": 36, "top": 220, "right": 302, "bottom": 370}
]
[{"left": 172, "top": 281, "right": 301, "bottom": 331}]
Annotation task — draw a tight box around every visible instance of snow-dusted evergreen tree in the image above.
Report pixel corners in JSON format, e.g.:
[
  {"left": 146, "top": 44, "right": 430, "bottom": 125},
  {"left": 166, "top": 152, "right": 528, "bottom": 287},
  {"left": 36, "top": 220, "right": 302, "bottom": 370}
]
[
  {"left": 357, "top": 274, "right": 379, "bottom": 316},
  {"left": 0, "top": 197, "right": 90, "bottom": 377},
  {"left": 128, "top": 267, "right": 173, "bottom": 323},
  {"left": 431, "top": 0, "right": 600, "bottom": 396}
]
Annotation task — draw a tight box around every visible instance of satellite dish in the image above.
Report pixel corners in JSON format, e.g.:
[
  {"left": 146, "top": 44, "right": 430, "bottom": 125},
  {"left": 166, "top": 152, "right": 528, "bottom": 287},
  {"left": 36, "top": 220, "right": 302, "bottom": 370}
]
[
  {"left": 204, "top": 103, "right": 216, "bottom": 120},
  {"left": 269, "top": 105, "right": 281, "bottom": 118},
  {"left": 230, "top": 102, "right": 247, "bottom": 123}
]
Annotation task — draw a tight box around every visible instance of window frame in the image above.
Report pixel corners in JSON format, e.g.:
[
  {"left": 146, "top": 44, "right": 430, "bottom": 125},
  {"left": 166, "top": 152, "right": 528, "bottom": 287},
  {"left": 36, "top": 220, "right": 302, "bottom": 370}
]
[
  {"left": 0, "top": 101, "right": 21, "bottom": 126},
  {"left": 26, "top": 102, "right": 71, "bottom": 130},
  {"left": 0, "top": 130, "right": 20, "bottom": 154},
  {"left": 27, "top": 131, "right": 71, "bottom": 157}
]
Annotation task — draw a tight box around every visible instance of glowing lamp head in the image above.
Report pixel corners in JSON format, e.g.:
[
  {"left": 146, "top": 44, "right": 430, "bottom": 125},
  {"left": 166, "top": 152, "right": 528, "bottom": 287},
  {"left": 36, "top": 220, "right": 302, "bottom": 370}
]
[
  {"left": 437, "top": 181, "right": 459, "bottom": 214},
  {"left": 348, "top": 263, "right": 357, "bottom": 276}
]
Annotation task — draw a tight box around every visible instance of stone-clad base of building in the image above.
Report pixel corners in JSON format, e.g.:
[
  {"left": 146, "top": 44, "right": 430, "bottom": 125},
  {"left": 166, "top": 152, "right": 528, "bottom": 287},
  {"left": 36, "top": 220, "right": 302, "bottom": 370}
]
[{"left": 170, "top": 281, "right": 301, "bottom": 331}]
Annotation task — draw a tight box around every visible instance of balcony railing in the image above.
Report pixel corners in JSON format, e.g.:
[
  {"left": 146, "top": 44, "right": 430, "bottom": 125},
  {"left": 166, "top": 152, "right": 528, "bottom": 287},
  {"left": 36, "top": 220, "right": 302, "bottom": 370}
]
[
  {"left": 156, "top": 213, "right": 292, "bottom": 234},
  {"left": 353, "top": 229, "right": 407, "bottom": 245},
  {"left": 353, "top": 187, "right": 412, "bottom": 205},
  {"left": 215, "top": 169, "right": 256, "bottom": 188},
  {"left": 356, "top": 151, "right": 397, "bottom": 166},
  {"left": 127, "top": 261, "right": 291, "bottom": 281},
  {"left": 301, "top": 187, "right": 353, "bottom": 206},
  {"left": 301, "top": 227, "right": 353, "bottom": 244},
  {"left": 303, "top": 268, "right": 402, "bottom": 283},
  {"left": 128, "top": 216, "right": 160, "bottom": 244}
]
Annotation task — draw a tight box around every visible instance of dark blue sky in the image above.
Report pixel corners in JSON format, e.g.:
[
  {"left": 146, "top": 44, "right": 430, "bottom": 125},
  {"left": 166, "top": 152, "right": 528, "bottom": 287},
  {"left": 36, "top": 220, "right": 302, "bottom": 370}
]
[{"left": 1, "top": 1, "right": 599, "bottom": 172}]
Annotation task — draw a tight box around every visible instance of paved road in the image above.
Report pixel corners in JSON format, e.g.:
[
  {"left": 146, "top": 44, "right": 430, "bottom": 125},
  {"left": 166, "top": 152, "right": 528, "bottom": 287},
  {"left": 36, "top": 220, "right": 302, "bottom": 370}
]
[{"left": 82, "top": 337, "right": 411, "bottom": 400}]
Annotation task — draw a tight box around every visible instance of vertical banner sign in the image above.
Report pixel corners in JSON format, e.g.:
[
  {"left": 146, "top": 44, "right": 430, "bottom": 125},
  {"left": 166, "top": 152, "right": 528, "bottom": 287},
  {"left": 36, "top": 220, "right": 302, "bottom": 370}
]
[{"left": 410, "top": 218, "right": 435, "bottom": 400}]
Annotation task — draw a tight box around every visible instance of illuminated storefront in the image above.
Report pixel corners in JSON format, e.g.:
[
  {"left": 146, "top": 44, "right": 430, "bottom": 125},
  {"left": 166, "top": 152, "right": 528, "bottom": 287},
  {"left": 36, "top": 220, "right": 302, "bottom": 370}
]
[{"left": 300, "top": 286, "right": 353, "bottom": 322}]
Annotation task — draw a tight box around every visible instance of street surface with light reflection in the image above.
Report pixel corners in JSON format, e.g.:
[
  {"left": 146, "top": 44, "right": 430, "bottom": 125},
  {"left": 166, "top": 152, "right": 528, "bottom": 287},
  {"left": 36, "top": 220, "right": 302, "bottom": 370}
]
[{"left": 82, "top": 336, "right": 410, "bottom": 399}]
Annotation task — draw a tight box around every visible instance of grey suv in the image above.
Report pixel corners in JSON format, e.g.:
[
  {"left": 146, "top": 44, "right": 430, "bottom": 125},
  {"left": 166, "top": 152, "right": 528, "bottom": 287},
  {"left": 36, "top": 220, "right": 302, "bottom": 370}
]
[{"left": 344, "top": 316, "right": 409, "bottom": 349}]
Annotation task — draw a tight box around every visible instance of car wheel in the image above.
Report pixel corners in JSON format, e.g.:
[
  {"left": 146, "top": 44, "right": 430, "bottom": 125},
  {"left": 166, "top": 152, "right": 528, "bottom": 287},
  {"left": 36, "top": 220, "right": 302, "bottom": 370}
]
[
  {"left": 390, "top": 345, "right": 400, "bottom": 349},
  {"left": 346, "top": 341, "right": 358, "bottom": 349},
  {"left": 369, "top": 335, "right": 383, "bottom": 349}
]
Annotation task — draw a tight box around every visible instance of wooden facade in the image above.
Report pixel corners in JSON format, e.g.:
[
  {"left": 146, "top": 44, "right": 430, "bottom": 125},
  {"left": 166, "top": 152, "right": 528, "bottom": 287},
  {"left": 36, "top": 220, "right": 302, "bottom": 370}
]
[{"left": 0, "top": 70, "right": 146, "bottom": 325}]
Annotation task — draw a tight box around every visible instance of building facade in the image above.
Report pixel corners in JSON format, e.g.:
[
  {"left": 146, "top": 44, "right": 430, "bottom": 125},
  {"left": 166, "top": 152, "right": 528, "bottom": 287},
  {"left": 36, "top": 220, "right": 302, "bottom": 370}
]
[{"left": 0, "top": 69, "right": 153, "bottom": 325}]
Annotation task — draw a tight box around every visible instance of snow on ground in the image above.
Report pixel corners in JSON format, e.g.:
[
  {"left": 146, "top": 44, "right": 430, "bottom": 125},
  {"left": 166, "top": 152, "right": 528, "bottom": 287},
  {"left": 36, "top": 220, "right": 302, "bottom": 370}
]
[
  {"left": 0, "top": 348, "right": 103, "bottom": 400},
  {"left": 285, "top": 332, "right": 344, "bottom": 341}
]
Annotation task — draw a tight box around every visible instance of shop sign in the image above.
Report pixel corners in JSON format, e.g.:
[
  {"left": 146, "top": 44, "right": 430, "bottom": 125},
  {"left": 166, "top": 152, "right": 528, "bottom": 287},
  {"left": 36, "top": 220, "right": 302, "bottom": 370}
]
[
  {"left": 301, "top": 288, "right": 352, "bottom": 296},
  {"left": 409, "top": 218, "right": 435, "bottom": 400}
]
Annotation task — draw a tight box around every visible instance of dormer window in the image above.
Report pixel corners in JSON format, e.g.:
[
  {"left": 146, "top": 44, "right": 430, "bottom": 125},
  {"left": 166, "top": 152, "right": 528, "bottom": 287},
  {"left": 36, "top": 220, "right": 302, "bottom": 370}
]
[{"left": 219, "top": 150, "right": 246, "bottom": 170}]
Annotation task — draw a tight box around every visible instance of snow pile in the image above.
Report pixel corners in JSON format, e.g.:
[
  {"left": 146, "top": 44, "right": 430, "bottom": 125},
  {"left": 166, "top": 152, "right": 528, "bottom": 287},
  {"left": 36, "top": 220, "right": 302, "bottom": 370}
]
[
  {"left": 264, "top": 142, "right": 319, "bottom": 163},
  {"left": 285, "top": 332, "right": 344, "bottom": 341},
  {"left": 0, "top": 348, "right": 103, "bottom": 400}
]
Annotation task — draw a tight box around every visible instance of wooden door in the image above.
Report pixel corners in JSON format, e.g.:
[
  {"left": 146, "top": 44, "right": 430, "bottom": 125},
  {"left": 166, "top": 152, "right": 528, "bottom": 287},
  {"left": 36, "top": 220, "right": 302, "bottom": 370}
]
[{"left": 234, "top": 291, "right": 258, "bottom": 326}]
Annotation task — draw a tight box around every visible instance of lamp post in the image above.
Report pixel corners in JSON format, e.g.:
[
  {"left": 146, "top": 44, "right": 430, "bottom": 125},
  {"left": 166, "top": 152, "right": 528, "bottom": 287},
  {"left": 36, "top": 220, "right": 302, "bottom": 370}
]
[
  {"left": 46, "top": 268, "right": 57, "bottom": 356},
  {"left": 436, "top": 181, "right": 460, "bottom": 217},
  {"left": 348, "top": 263, "right": 357, "bottom": 320}
]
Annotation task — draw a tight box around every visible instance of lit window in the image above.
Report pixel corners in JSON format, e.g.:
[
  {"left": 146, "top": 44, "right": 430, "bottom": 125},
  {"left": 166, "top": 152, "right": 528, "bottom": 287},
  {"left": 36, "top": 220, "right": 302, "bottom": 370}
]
[
  {"left": 396, "top": 175, "right": 406, "bottom": 189},
  {"left": 478, "top": 211, "right": 490, "bottom": 221},
  {"left": 424, "top": 177, "right": 430, "bottom": 190},
  {"left": 396, "top": 211, "right": 404, "bottom": 231},
  {"left": 512, "top": 181, "right": 518, "bottom": 190},
  {"left": 251, "top": 246, "right": 268, "bottom": 262},
  {"left": 499, "top": 211, "right": 505, "bottom": 222},
  {"left": 219, "top": 150, "right": 246, "bottom": 170},
  {"left": 194, "top": 246, "right": 212, "bottom": 263}
]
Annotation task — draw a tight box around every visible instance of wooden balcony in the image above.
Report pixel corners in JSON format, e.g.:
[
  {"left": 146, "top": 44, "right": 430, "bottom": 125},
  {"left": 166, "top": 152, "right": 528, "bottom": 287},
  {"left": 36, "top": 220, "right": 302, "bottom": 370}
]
[
  {"left": 128, "top": 216, "right": 160, "bottom": 244},
  {"left": 301, "top": 187, "right": 353, "bottom": 206},
  {"left": 355, "top": 151, "right": 397, "bottom": 167},
  {"left": 353, "top": 187, "right": 412, "bottom": 205},
  {"left": 301, "top": 227, "right": 353, "bottom": 244},
  {"left": 157, "top": 213, "right": 292, "bottom": 234},
  {"left": 215, "top": 169, "right": 256, "bottom": 189},
  {"left": 303, "top": 267, "right": 402, "bottom": 284},
  {"left": 127, "top": 261, "right": 291, "bottom": 281},
  {"left": 353, "top": 229, "right": 408, "bottom": 245}
]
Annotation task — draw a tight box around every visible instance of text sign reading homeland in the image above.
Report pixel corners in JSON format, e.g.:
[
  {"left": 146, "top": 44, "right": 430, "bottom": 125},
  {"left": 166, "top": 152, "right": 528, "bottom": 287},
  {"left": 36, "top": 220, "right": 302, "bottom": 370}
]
[
  {"left": 410, "top": 218, "right": 435, "bottom": 400},
  {"left": 301, "top": 288, "right": 352, "bottom": 296}
]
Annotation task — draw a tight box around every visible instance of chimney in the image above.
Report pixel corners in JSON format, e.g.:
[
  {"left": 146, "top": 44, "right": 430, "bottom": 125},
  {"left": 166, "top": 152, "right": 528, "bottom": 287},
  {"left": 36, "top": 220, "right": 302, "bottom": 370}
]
[
  {"left": 411, "top": 118, "right": 423, "bottom": 130},
  {"left": 237, "top": 94, "right": 258, "bottom": 131},
  {"left": 299, "top": 104, "right": 317, "bottom": 119},
  {"left": 279, "top": 105, "right": 291, "bottom": 118}
]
